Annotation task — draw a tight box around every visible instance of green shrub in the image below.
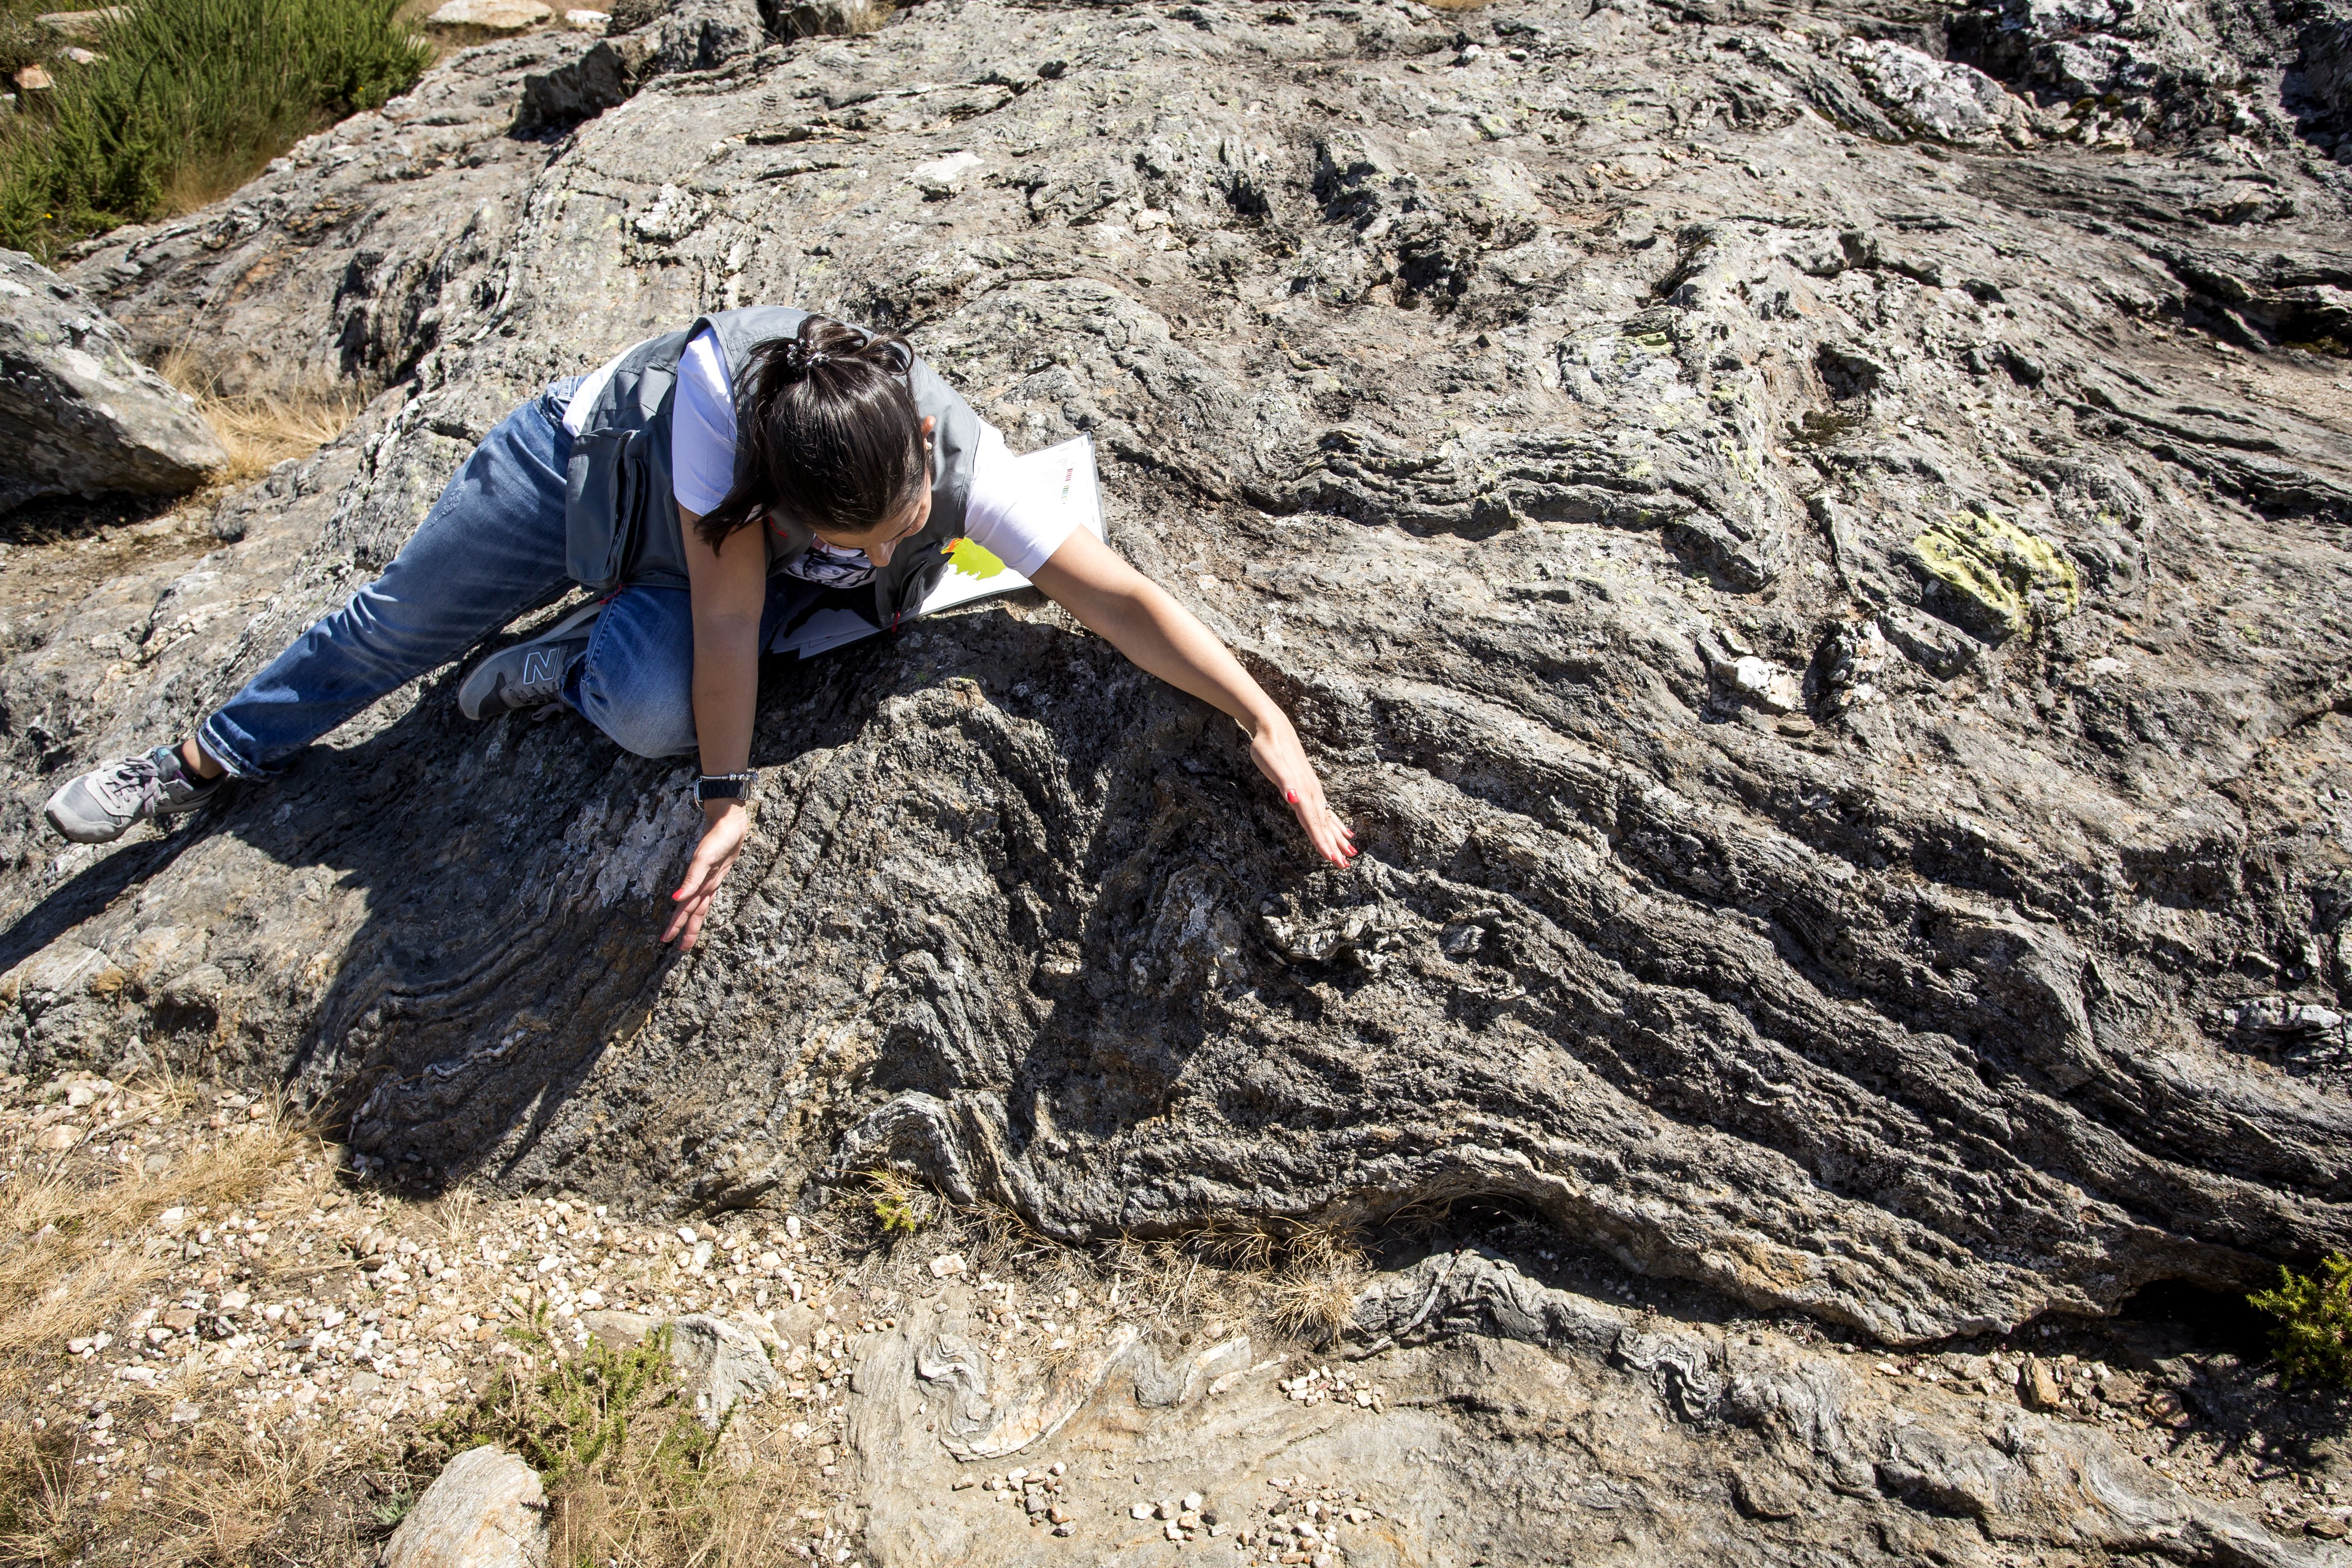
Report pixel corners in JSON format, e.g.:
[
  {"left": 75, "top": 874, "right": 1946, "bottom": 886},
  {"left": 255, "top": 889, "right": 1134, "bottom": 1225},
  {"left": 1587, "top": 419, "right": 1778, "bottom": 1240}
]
[
  {"left": 2249, "top": 1253, "right": 2352, "bottom": 1390},
  {"left": 423, "top": 1313, "right": 718, "bottom": 1491},
  {"left": 0, "top": 0, "right": 430, "bottom": 257}
]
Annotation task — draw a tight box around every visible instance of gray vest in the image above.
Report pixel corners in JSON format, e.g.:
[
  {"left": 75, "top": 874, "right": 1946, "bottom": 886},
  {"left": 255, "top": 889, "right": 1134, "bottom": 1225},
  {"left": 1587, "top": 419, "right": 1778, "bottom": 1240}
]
[{"left": 562, "top": 306, "right": 983, "bottom": 627}]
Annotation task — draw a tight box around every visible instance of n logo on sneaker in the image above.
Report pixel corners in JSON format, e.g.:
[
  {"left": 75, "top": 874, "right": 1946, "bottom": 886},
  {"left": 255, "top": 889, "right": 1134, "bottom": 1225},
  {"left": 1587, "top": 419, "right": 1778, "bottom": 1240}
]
[{"left": 522, "top": 650, "right": 560, "bottom": 685}]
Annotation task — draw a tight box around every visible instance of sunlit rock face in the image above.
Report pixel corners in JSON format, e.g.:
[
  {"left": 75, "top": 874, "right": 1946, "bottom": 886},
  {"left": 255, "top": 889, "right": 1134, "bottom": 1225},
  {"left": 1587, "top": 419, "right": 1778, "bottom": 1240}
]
[{"left": 7, "top": 0, "right": 2350, "bottom": 1347}]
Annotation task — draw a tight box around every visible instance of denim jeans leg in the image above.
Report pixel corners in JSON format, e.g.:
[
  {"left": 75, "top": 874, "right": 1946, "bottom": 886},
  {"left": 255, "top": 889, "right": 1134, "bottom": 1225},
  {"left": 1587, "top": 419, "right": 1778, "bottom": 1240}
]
[
  {"left": 565, "top": 574, "right": 833, "bottom": 761},
  {"left": 565, "top": 585, "right": 700, "bottom": 760},
  {"left": 197, "top": 383, "right": 582, "bottom": 779}
]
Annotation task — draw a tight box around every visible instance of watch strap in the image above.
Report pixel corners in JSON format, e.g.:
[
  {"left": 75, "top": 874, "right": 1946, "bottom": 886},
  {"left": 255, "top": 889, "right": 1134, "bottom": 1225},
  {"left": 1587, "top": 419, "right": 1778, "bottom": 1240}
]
[{"left": 694, "top": 771, "right": 755, "bottom": 804}]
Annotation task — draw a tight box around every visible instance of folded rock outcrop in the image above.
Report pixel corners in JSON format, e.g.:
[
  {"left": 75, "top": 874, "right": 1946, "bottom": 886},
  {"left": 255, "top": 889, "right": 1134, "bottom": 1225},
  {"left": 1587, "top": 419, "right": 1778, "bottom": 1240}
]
[
  {"left": 4, "top": 0, "right": 2350, "bottom": 1352},
  {"left": 0, "top": 249, "right": 227, "bottom": 511}
]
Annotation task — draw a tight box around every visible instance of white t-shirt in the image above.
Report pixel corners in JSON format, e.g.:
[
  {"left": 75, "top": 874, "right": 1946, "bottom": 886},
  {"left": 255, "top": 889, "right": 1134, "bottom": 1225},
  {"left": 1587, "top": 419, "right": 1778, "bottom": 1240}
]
[{"left": 565, "top": 328, "right": 1076, "bottom": 587}]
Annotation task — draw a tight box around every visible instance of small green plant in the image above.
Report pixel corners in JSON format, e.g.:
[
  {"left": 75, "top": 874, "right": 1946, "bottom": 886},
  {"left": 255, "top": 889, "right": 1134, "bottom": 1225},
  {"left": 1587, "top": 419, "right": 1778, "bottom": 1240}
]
[
  {"left": 422, "top": 1315, "right": 716, "bottom": 1492},
  {"left": 414, "top": 1306, "right": 810, "bottom": 1567},
  {"left": 2249, "top": 1254, "right": 2352, "bottom": 1390},
  {"left": 867, "top": 1169, "right": 929, "bottom": 1236}
]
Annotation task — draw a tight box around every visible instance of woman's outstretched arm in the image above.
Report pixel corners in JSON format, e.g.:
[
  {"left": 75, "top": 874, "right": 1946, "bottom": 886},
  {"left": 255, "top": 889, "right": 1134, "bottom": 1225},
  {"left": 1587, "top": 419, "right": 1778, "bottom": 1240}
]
[
  {"left": 667, "top": 504, "right": 766, "bottom": 949},
  {"left": 1029, "top": 528, "right": 1357, "bottom": 868}
]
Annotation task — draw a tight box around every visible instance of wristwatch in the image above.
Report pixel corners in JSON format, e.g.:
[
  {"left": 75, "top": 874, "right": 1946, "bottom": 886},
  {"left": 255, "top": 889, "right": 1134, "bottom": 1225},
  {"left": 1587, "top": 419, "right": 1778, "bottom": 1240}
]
[{"left": 694, "top": 771, "right": 756, "bottom": 805}]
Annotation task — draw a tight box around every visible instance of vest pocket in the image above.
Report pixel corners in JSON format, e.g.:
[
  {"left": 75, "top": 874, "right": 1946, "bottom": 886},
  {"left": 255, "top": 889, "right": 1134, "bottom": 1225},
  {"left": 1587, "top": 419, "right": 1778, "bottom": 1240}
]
[{"left": 563, "top": 429, "right": 645, "bottom": 593}]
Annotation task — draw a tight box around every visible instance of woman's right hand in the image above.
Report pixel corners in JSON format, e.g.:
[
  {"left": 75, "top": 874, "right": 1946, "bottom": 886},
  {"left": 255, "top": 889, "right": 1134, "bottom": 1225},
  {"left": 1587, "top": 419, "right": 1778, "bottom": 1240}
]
[
  {"left": 1251, "top": 712, "right": 1357, "bottom": 868},
  {"left": 665, "top": 800, "right": 750, "bottom": 950}
]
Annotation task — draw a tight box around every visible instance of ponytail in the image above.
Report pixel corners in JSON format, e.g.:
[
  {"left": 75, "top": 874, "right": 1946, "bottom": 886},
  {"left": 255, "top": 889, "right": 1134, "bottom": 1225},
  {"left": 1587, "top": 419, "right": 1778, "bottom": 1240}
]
[{"left": 696, "top": 315, "right": 928, "bottom": 550}]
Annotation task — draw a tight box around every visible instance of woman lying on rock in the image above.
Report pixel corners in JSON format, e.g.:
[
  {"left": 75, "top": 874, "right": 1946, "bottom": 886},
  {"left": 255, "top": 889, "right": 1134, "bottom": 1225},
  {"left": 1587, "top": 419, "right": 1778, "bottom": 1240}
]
[{"left": 46, "top": 310, "right": 1356, "bottom": 945}]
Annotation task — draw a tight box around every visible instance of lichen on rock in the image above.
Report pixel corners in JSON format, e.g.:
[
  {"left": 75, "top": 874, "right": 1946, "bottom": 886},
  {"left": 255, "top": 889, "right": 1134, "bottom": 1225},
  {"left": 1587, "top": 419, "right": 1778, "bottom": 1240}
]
[{"left": 1908, "top": 509, "right": 2082, "bottom": 640}]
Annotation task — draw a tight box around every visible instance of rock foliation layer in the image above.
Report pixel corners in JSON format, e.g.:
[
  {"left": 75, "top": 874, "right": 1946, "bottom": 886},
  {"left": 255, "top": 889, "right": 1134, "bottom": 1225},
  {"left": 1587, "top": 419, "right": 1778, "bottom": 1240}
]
[
  {"left": 5, "top": 0, "right": 2350, "bottom": 1349},
  {"left": 0, "top": 249, "right": 227, "bottom": 511}
]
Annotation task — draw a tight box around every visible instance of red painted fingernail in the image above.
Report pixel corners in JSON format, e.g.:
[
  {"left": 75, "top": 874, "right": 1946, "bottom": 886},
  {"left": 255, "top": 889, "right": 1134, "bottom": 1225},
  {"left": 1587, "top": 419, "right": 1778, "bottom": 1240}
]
[{"left": 1286, "top": 790, "right": 1299, "bottom": 804}]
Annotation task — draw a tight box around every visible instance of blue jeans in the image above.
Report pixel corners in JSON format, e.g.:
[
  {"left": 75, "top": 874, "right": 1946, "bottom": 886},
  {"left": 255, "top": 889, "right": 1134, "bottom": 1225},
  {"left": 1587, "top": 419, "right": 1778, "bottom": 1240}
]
[{"left": 197, "top": 381, "right": 834, "bottom": 779}]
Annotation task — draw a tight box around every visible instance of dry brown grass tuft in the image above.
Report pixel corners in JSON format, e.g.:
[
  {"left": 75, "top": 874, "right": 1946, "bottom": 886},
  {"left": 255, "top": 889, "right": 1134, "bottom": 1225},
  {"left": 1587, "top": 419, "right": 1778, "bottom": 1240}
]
[
  {"left": 428, "top": 1183, "right": 481, "bottom": 1246},
  {"left": 1094, "top": 1218, "right": 1370, "bottom": 1347},
  {"left": 548, "top": 1420, "right": 813, "bottom": 1568},
  {"left": 0, "top": 1082, "right": 313, "bottom": 1376},
  {"left": 0, "top": 1421, "right": 85, "bottom": 1564},
  {"left": 157, "top": 346, "right": 358, "bottom": 487},
  {"left": 1265, "top": 1223, "right": 1370, "bottom": 1346},
  {"left": 0, "top": 1080, "right": 348, "bottom": 1566},
  {"left": 146, "top": 1419, "right": 358, "bottom": 1566}
]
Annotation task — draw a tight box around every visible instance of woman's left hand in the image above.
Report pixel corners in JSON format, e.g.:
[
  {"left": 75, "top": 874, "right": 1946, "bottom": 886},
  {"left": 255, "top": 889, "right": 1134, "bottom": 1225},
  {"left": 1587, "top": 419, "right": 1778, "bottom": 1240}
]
[
  {"left": 1251, "top": 714, "right": 1357, "bottom": 868},
  {"left": 665, "top": 801, "right": 750, "bottom": 949}
]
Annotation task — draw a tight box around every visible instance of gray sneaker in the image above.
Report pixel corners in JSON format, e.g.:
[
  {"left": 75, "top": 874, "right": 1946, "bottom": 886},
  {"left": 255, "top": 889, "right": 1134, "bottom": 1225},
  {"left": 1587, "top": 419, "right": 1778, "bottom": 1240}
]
[
  {"left": 44, "top": 743, "right": 226, "bottom": 845},
  {"left": 458, "top": 602, "right": 602, "bottom": 721}
]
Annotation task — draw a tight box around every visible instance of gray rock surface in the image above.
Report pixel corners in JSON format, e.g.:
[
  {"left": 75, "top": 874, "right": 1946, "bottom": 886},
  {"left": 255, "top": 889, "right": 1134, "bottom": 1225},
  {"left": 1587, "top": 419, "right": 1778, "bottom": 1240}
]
[
  {"left": 1946, "top": 0, "right": 2334, "bottom": 144},
  {"left": 0, "top": 249, "right": 226, "bottom": 511},
  {"left": 380, "top": 1445, "right": 547, "bottom": 1568},
  {"left": 56, "top": 30, "right": 600, "bottom": 397},
  {"left": 5, "top": 0, "right": 2352, "bottom": 1382},
  {"left": 1838, "top": 38, "right": 2031, "bottom": 144},
  {"left": 666, "top": 1311, "right": 781, "bottom": 1426},
  {"left": 577, "top": 1306, "right": 781, "bottom": 1424},
  {"left": 837, "top": 1261, "right": 2333, "bottom": 1567}
]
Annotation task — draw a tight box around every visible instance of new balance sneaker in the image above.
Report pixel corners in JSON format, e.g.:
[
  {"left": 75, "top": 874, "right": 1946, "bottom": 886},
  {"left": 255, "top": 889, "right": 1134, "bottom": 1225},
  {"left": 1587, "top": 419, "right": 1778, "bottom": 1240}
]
[
  {"left": 44, "top": 743, "right": 227, "bottom": 845},
  {"left": 458, "top": 602, "right": 602, "bottom": 721}
]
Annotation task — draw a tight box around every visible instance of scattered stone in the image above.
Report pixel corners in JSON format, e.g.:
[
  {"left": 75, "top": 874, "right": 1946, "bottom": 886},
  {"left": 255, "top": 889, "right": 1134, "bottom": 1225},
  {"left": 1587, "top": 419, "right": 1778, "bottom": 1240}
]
[
  {"left": 767, "top": 0, "right": 887, "bottom": 39},
  {"left": 1730, "top": 1467, "right": 1803, "bottom": 1520},
  {"left": 666, "top": 1314, "right": 779, "bottom": 1428},
  {"left": 909, "top": 150, "right": 982, "bottom": 198},
  {"left": 425, "top": 0, "right": 551, "bottom": 29},
  {"left": 11, "top": 66, "right": 52, "bottom": 92},
  {"left": 2228, "top": 999, "right": 2346, "bottom": 1042},
  {"left": 562, "top": 7, "right": 607, "bottom": 27},
  {"left": 515, "top": 37, "right": 651, "bottom": 131},
  {"left": 381, "top": 1446, "right": 547, "bottom": 1568},
  {"left": 2020, "top": 1356, "right": 2066, "bottom": 1412},
  {"left": 33, "top": 7, "right": 127, "bottom": 37},
  {"left": 928, "top": 1253, "right": 967, "bottom": 1278},
  {"left": 1728, "top": 655, "right": 1804, "bottom": 715}
]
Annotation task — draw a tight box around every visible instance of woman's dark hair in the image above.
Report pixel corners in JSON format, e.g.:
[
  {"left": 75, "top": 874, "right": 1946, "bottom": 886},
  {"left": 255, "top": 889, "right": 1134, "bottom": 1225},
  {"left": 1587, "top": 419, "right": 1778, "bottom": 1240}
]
[{"left": 695, "top": 315, "right": 928, "bottom": 551}]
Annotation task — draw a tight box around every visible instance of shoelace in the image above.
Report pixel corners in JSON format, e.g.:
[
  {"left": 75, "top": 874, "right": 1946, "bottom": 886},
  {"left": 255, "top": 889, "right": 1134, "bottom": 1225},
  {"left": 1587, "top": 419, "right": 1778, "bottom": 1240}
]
[{"left": 90, "top": 754, "right": 165, "bottom": 817}]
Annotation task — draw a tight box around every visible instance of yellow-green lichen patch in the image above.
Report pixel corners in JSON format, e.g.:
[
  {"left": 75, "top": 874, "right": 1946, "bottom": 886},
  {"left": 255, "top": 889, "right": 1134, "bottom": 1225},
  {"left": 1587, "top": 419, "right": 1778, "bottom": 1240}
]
[{"left": 1910, "top": 510, "right": 2080, "bottom": 639}]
